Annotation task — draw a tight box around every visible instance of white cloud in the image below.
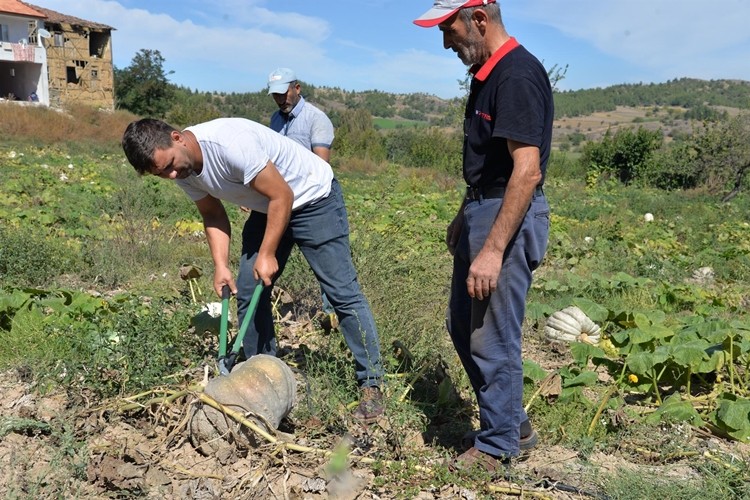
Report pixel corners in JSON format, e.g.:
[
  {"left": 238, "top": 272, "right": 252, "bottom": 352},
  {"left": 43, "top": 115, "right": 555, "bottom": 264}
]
[
  {"left": 509, "top": 0, "right": 750, "bottom": 82},
  {"left": 34, "top": 0, "right": 466, "bottom": 97},
  {"left": 36, "top": 0, "right": 747, "bottom": 98}
]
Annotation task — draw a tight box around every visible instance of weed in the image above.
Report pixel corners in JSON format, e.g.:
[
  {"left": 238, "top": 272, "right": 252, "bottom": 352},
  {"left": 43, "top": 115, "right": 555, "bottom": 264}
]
[{"left": 0, "top": 226, "right": 79, "bottom": 288}]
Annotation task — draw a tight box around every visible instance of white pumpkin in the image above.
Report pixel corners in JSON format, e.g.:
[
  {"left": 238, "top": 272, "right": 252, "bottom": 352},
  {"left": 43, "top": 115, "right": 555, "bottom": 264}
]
[{"left": 544, "top": 306, "right": 601, "bottom": 345}]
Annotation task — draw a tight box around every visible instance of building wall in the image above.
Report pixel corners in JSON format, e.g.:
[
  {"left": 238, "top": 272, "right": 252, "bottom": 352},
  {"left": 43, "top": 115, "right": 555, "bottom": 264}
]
[
  {"left": 0, "top": 14, "right": 48, "bottom": 104},
  {"left": 43, "top": 21, "right": 114, "bottom": 110}
]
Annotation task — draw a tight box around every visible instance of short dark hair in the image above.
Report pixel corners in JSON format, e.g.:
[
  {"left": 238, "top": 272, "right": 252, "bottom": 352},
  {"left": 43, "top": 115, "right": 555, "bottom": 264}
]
[
  {"left": 460, "top": 3, "right": 502, "bottom": 27},
  {"left": 121, "top": 118, "right": 178, "bottom": 175}
]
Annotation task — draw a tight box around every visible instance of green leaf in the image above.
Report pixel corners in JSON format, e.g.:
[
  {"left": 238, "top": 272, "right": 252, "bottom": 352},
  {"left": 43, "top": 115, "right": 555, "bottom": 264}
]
[
  {"left": 526, "top": 302, "right": 555, "bottom": 322},
  {"left": 610, "top": 330, "right": 632, "bottom": 345},
  {"left": 629, "top": 328, "right": 656, "bottom": 345},
  {"left": 570, "top": 342, "right": 606, "bottom": 366},
  {"left": 652, "top": 345, "right": 671, "bottom": 365},
  {"left": 572, "top": 298, "right": 609, "bottom": 323},
  {"left": 691, "top": 320, "right": 732, "bottom": 344},
  {"left": 633, "top": 312, "right": 651, "bottom": 331},
  {"left": 670, "top": 340, "right": 710, "bottom": 370},
  {"left": 717, "top": 396, "right": 750, "bottom": 434},
  {"left": 697, "top": 348, "right": 725, "bottom": 374},
  {"left": 626, "top": 351, "right": 656, "bottom": 375},
  {"left": 0, "top": 290, "right": 32, "bottom": 313},
  {"left": 68, "top": 292, "right": 106, "bottom": 316},
  {"left": 670, "top": 330, "right": 700, "bottom": 345},
  {"left": 559, "top": 386, "right": 586, "bottom": 403},
  {"left": 646, "top": 393, "right": 704, "bottom": 426},
  {"left": 523, "top": 360, "right": 548, "bottom": 382},
  {"left": 562, "top": 370, "right": 598, "bottom": 388},
  {"left": 641, "top": 323, "right": 674, "bottom": 341}
]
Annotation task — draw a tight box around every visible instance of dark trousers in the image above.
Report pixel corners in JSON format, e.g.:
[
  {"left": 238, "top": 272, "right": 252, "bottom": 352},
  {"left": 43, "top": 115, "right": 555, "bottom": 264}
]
[
  {"left": 447, "top": 193, "right": 549, "bottom": 456},
  {"left": 236, "top": 179, "right": 383, "bottom": 387}
]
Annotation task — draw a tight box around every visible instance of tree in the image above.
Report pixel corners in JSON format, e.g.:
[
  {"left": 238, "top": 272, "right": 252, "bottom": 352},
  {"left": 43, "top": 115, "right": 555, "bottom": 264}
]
[
  {"left": 580, "top": 127, "right": 663, "bottom": 184},
  {"left": 330, "top": 108, "right": 386, "bottom": 161},
  {"left": 115, "top": 49, "right": 175, "bottom": 118},
  {"left": 692, "top": 113, "right": 750, "bottom": 201},
  {"left": 547, "top": 63, "right": 568, "bottom": 92}
]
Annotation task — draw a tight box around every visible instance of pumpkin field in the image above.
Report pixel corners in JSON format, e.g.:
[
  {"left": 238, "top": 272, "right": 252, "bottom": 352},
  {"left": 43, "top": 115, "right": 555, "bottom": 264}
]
[{"left": 1, "top": 105, "right": 750, "bottom": 499}]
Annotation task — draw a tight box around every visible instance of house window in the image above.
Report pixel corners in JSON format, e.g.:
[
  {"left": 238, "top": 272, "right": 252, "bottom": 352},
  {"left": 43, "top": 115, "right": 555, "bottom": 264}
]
[
  {"left": 0, "top": 24, "right": 9, "bottom": 42},
  {"left": 89, "top": 31, "right": 108, "bottom": 58},
  {"left": 54, "top": 33, "right": 64, "bottom": 47},
  {"left": 27, "top": 21, "right": 37, "bottom": 44},
  {"left": 66, "top": 66, "right": 80, "bottom": 84}
]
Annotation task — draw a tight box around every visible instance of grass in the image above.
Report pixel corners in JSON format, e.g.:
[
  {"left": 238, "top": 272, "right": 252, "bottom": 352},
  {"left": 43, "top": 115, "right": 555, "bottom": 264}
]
[
  {"left": 1, "top": 105, "right": 749, "bottom": 497},
  {"left": 600, "top": 463, "right": 750, "bottom": 499},
  {"left": 372, "top": 117, "right": 428, "bottom": 129}
]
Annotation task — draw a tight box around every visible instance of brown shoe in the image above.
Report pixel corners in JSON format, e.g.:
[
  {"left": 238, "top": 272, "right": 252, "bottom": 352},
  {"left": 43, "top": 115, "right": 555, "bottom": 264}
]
[
  {"left": 450, "top": 447, "right": 510, "bottom": 475},
  {"left": 352, "top": 386, "right": 384, "bottom": 424}
]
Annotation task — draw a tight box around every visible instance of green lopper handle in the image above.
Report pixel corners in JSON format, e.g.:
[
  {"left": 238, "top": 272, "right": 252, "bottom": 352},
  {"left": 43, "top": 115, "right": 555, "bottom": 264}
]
[
  {"left": 228, "top": 283, "right": 264, "bottom": 361},
  {"left": 218, "top": 285, "right": 231, "bottom": 359}
]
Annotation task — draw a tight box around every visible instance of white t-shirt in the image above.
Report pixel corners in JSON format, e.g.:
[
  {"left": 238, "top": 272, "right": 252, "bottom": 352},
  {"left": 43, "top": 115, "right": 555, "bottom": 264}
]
[{"left": 176, "top": 118, "right": 333, "bottom": 213}]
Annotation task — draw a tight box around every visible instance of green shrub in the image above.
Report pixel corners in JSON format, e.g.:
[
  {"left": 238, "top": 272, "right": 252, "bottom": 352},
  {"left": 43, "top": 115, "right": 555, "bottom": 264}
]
[
  {"left": 645, "top": 141, "right": 701, "bottom": 190},
  {"left": 0, "top": 226, "right": 79, "bottom": 288},
  {"left": 580, "top": 127, "right": 663, "bottom": 184},
  {"left": 383, "top": 126, "right": 462, "bottom": 174},
  {"left": 0, "top": 288, "right": 200, "bottom": 398}
]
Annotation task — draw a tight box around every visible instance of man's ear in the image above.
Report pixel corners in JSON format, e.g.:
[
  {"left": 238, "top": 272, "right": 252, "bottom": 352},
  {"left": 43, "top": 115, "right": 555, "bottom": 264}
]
[
  {"left": 170, "top": 130, "right": 183, "bottom": 144},
  {"left": 472, "top": 9, "right": 488, "bottom": 29}
]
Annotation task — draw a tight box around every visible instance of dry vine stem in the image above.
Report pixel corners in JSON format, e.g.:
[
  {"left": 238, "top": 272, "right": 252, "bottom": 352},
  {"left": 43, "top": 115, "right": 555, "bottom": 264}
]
[
  {"left": 488, "top": 484, "right": 554, "bottom": 499},
  {"left": 117, "top": 387, "right": 561, "bottom": 495},
  {"left": 587, "top": 384, "right": 618, "bottom": 436}
]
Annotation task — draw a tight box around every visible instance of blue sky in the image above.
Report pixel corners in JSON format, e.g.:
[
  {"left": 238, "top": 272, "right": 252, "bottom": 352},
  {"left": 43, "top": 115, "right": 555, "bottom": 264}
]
[{"left": 37, "top": 0, "right": 750, "bottom": 99}]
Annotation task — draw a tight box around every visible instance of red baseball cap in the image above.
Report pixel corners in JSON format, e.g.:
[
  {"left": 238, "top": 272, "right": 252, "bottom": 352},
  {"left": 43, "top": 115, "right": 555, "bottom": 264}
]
[{"left": 414, "top": 0, "right": 497, "bottom": 28}]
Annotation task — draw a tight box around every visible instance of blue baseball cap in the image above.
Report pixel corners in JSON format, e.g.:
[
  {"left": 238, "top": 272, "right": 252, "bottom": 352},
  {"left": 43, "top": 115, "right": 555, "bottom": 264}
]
[{"left": 268, "top": 68, "right": 297, "bottom": 94}]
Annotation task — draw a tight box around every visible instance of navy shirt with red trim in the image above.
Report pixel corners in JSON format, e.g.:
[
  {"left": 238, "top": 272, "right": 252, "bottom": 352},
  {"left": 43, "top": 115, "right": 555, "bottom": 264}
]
[{"left": 463, "top": 37, "right": 554, "bottom": 188}]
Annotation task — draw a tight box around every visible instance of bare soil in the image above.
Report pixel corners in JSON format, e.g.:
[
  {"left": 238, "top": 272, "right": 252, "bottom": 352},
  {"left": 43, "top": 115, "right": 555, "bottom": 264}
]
[
  {"left": 1, "top": 299, "right": 748, "bottom": 499},
  {"left": 552, "top": 105, "right": 695, "bottom": 146}
]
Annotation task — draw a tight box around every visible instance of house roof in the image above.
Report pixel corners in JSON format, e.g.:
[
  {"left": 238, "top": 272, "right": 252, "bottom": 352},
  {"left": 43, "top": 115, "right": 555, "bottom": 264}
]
[
  {"left": 20, "top": 1, "right": 113, "bottom": 30},
  {"left": 0, "top": 0, "right": 46, "bottom": 18}
]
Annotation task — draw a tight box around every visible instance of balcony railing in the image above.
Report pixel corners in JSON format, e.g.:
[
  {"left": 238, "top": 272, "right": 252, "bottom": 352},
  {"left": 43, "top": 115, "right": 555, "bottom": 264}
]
[{"left": 0, "top": 41, "right": 41, "bottom": 63}]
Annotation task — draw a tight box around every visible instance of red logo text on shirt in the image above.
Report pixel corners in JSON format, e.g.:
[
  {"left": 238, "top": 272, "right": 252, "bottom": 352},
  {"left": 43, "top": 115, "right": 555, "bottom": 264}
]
[{"left": 475, "top": 110, "right": 492, "bottom": 122}]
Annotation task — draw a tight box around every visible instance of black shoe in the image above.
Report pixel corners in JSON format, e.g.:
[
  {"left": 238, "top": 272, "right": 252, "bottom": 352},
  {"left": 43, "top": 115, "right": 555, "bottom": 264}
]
[{"left": 461, "top": 419, "right": 538, "bottom": 452}]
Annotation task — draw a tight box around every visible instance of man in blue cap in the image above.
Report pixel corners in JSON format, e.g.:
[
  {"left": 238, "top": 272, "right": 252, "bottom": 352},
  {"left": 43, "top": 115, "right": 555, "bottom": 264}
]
[
  {"left": 267, "top": 68, "right": 335, "bottom": 163},
  {"left": 267, "top": 68, "right": 339, "bottom": 329},
  {"left": 414, "top": 0, "right": 553, "bottom": 473}
]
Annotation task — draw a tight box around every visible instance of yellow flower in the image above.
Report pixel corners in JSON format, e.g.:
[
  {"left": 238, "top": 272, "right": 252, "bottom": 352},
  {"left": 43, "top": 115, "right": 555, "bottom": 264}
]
[{"left": 628, "top": 374, "right": 638, "bottom": 384}]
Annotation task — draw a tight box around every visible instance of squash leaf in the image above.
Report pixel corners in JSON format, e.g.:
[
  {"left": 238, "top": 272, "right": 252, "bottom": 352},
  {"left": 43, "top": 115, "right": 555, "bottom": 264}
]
[{"left": 646, "top": 393, "right": 704, "bottom": 426}]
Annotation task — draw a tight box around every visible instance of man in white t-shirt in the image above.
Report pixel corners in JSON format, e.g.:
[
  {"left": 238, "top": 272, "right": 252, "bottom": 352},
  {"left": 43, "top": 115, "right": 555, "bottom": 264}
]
[{"left": 121, "top": 117, "right": 385, "bottom": 423}]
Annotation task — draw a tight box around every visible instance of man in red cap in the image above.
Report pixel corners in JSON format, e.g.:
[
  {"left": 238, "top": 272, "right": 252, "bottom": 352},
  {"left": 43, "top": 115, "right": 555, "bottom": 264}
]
[{"left": 414, "top": 0, "right": 553, "bottom": 474}]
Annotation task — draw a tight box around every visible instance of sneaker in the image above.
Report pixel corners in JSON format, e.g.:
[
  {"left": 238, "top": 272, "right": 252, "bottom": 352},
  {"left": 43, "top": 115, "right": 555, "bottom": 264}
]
[
  {"left": 461, "top": 419, "right": 538, "bottom": 452},
  {"left": 450, "top": 447, "right": 510, "bottom": 476},
  {"left": 352, "top": 386, "right": 384, "bottom": 424}
]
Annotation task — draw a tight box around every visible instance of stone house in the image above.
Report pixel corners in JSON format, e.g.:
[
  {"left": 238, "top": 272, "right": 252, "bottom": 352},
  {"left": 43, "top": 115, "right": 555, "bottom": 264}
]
[{"left": 0, "top": 0, "right": 114, "bottom": 109}]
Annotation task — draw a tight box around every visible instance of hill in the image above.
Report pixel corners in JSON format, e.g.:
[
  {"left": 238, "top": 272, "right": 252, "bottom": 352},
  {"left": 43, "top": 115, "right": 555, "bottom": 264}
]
[
  {"left": 175, "top": 78, "right": 750, "bottom": 152},
  {"left": 192, "top": 77, "right": 749, "bottom": 126}
]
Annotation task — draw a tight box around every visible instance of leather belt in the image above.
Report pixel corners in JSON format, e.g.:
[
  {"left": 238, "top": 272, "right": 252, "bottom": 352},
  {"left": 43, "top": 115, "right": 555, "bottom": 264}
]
[{"left": 465, "top": 185, "right": 543, "bottom": 201}]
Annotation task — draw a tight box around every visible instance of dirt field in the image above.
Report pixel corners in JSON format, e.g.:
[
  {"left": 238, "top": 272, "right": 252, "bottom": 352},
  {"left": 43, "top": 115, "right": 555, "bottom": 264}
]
[
  {"left": 2, "top": 321, "right": 747, "bottom": 499},
  {"left": 552, "top": 105, "right": 695, "bottom": 147}
]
